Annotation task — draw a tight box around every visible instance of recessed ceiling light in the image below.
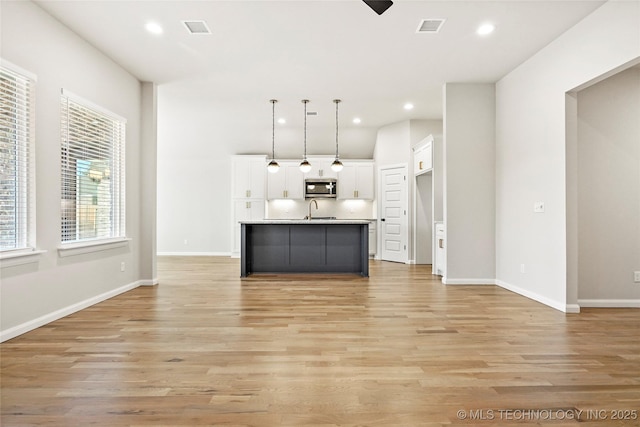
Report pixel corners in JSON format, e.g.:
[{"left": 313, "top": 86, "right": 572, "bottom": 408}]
[
  {"left": 353, "top": 118, "right": 361, "bottom": 124},
  {"left": 477, "top": 23, "right": 495, "bottom": 36},
  {"left": 277, "top": 118, "right": 286, "bottom": 124},
  {"left": 145, "top": 22, "right": 163, "bottom": 35},
  {"left": 404, "top": 103, "right": 414, "bottom": 110}
]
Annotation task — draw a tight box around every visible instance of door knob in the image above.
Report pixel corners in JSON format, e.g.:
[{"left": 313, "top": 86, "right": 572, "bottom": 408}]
[{"left": 381, "top": 218, "right": 386, "bottom": 222}]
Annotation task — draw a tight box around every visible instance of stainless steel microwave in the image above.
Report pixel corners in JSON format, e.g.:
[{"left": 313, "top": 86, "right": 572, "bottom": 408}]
[{"left": 305, "top": 178, "right": 337, "bottom": 199}]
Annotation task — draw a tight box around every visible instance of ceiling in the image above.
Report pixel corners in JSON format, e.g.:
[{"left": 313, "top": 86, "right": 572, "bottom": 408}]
[{"left": 34, "top": 0, "right": 605, "bottom": 158}]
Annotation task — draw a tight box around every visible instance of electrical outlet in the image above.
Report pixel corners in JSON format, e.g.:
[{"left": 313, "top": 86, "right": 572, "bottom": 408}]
[
  {"left": 534, "top": 202, "right": 545, "bottom": 213},
  {"left": 634, "top": 271, "right": 640, "bottom": 283},
  {"left": 120, "top": 262, "right": 125, "bottom": 272},
  {"left": 520, "top": 264, "right": 525, "bottom": 273}
]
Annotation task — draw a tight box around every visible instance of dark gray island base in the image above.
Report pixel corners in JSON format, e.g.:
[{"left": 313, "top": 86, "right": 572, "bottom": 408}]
[{"left": 240, "top": 220, "right": 369, "bottom": 278}]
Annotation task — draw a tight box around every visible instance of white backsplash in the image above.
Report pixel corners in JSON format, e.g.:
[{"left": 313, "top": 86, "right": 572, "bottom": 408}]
[{"left": 267, "top": 199, "right": 375, "bottom": 220}]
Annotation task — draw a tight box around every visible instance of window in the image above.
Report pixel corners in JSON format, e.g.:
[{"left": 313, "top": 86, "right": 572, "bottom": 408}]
[
  {"left": 0, "top": 62, "right": 35, "bottom": 252},
  {"left": 60, "top": 90, "right": 125, "bottom": 243}
]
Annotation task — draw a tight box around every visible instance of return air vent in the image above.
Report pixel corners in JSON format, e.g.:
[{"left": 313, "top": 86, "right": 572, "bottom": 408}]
[
  {"left": 416, "top": 19, "right": 445, "bottom": 33},
  {"left": 182, "top": 20, "right": 211, "bottom": 34}
]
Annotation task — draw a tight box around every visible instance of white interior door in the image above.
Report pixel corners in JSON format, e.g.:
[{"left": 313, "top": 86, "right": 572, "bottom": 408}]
[{"left": 380, "top": 166, "right": 407, "bottom": 263}]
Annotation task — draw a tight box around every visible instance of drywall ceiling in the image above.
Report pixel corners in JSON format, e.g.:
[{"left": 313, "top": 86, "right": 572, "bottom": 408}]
[{"left": 34, "top": 0, "right": 605, "bottom": 158}]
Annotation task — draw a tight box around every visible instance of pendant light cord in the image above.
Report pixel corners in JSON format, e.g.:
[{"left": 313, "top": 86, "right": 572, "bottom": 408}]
[
  {"left": 271, "top": 99, "right": 276, "bottom": 159},
  {"left": 334, "top": 99, "right": 340, "bottom": 158},
  {"left": 302, "top": 99, "right": 309, "bottom": 159},
  {"left": 267, "top": 99, "right": 279, "bottom": 173}
]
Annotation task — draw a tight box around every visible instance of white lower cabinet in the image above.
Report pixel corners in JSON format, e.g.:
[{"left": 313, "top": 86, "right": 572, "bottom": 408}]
[
  {"left": 231, "top": 200, "right": 264, "bottom": 257},
  {"left": 434, "top": 222, "right": 445, "bottom": 276}
]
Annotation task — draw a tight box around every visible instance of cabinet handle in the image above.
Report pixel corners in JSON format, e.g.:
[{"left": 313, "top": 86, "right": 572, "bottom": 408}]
[
  {"left": 319, "top": 169, "right": 323, "bottom": 177},
  {"left": 284, "top": 190, "right": 288, "bottom": 198},
  {"left": 419, "top": 161, "right": 423, "bottom": 170},
  {"left": 246, "top": 202, "right": 251, "bottom": 209},
  {"left": 355, "top": 190, "right": 359, "bottom": 198},
  {"left": 246, "top": 190, "right": 251, "bottom": 198}
]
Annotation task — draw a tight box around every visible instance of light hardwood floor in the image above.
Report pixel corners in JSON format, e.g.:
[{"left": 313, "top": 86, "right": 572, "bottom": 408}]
[{"left": 1, "top": 257, "right": 639, "bottom": 426}]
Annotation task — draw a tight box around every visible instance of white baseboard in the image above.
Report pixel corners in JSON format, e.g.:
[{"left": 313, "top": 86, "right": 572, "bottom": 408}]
[
  {"left": 157, "top": 252, "right": 231, "bottom": 257},
  {"left": 139, "top": 278, "right": 159, "bottom": 286},
  {"left": 578, "top": 299, "right": 640, "bottom": 308},
  {"left": 442, "top": 278, "right": 496, "bottom": 285},
  {"left": 565, "top": 304, "right": 581, "bottom": 313},
  {"left": 496, "top": 279, "right": 568, "bottom": 312},
  {"left": 1, "top": 280, "right": 142, "bottom": 343}
]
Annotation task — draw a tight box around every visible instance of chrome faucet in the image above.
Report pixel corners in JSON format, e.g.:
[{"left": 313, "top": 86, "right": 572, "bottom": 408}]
[{"left": 307, "top": 199, "right": 318, "bottom": 220}]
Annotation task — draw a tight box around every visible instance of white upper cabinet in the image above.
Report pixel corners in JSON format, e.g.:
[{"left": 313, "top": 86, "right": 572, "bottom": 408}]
[
  {"left": 232, "top": 155, "right": 266, "bottom": 199},
  {"left": 305, "top": 157, "right": 338, "bottom": 179},
  {"left": 413, "top": 135, "right": 433, "bottom": 176},
  {"left": 267, "top": 162, "right": 304, "bottom": 200},
  {"left": 338, "top": 162, "right": 374, "bottom": 200}
]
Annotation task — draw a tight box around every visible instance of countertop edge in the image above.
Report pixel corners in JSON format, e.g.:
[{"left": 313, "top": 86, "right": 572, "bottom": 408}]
[{"left": 239, "top": 220, "right": 372, "bottom": 225}]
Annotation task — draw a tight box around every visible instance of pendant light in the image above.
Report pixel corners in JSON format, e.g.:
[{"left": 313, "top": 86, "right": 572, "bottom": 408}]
[
  {"left": 267, "top": 99, "right": 280, "bottom": 173},
  {"left": 299, "top": 99, "right": 312, "bottom": 173},
  {"left": 331, "top": 99, "right": 344, "bottom": 172}
]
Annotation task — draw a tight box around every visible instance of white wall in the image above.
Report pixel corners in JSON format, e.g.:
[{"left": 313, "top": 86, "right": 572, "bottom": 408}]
[
  {"left": 140, "top": 82, "right": 158, "bottom": 283},
  {"left": 0, "top": 1, "right": 148, "bottom": 340},
  {"left": 496, "top": 0, "right": 640, "bottom": 311},
  {"left": 433, "top": 134, "right": 444, "bottom": 223},
  {"left": 157, "top": 94, "right": 234, "bottom": 255},
  {"left": 577, "top": 67, "right": 640, "bottom": 304},
  {"left": 443, "top": 83, "right": 496, "bottom": 284},
  {"left": 374, "top": 119, "right": 442, "bottom": 263},
  {"left": 374, "top": 121, "right": 411, "bottom": 168},
  {"left": 415, "top": 172, "right": 433, "bottom": 264}
]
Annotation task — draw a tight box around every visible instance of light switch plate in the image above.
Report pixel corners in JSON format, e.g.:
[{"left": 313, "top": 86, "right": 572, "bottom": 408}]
[
  {"left": 534, "top": 202, "right": 545, "bottom": 213},
  {"left": 634, "top": 271, "right": 640, "bottom": 283}
]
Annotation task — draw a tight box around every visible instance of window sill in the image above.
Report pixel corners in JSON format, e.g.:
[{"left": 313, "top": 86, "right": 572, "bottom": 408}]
[
  {"left": 58, "top": 237, "right": 131, "bottom": 258},
  {"left": 0, "top": 249, "right": 47, "bottom": 268}
]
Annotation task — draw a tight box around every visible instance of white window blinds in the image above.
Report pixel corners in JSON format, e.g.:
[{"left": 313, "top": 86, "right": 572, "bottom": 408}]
[
  {"left": 0, "top": 62, "right": 35, "bottom": 251},
  {"left": 60, "top": 90, "right": 126, "bottom": 243}
]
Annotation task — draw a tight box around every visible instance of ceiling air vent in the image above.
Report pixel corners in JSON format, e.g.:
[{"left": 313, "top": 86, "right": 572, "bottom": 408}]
[
  {"left": 182, "top": 20, "right": 211, "bottom": 35},
  {"left": 416, "top": 19, "right": 445, "bottom": 34}
]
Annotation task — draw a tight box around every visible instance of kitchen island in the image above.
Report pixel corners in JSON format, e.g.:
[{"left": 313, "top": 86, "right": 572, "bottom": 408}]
[{"left": 240, "top": 220, "right": 369, "bottom": 277}]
